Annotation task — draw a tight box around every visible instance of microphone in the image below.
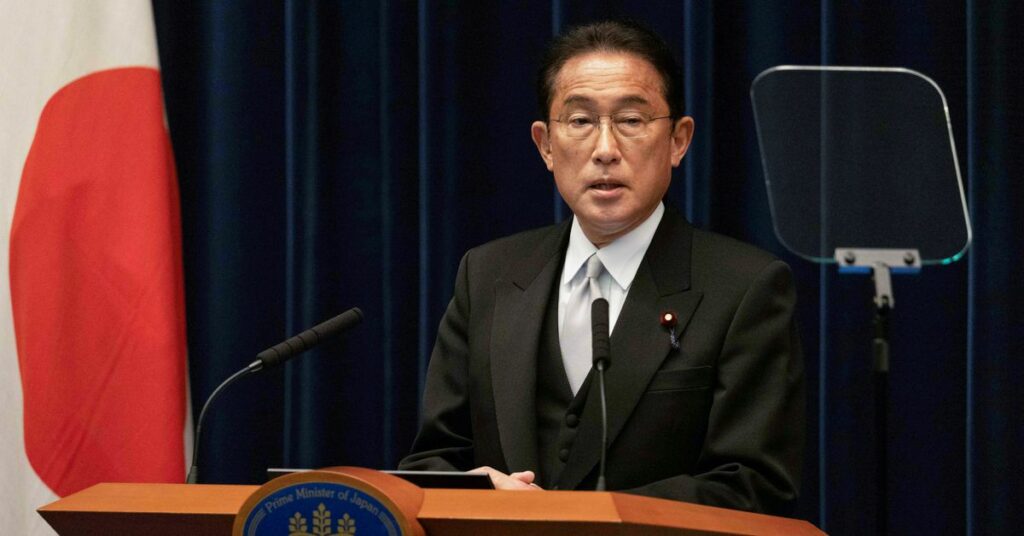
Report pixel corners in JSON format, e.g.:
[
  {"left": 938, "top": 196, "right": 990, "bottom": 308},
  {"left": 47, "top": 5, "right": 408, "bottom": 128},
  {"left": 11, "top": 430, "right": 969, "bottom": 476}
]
[
  {"left": 591, "top": 299, "right": 611, "bottom": 370},
  {"left": 591, "top": 298, "right": 611, "bottom": 491},
  {"left": 255, "top": 307, "right": 364, "bottom": 370},
  {"left": 185, "top": 307, "right": 364, "bottom": 484}
]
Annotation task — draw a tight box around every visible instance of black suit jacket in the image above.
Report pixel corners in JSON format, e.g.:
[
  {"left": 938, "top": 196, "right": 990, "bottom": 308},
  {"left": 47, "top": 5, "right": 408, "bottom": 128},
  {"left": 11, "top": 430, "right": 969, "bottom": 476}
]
[{"left": 399, "top": 208, "right": 804, "bottom": 515}]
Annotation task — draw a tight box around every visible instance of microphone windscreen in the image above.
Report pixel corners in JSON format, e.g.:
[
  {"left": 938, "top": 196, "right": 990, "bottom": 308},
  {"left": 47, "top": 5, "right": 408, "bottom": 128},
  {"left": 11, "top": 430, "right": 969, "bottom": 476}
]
[
  {"left": 591, "top": 298, "right": 611, "bottom": 368},
  {"left": 256, "top": 307, "right": 364, "bottom": 368}
]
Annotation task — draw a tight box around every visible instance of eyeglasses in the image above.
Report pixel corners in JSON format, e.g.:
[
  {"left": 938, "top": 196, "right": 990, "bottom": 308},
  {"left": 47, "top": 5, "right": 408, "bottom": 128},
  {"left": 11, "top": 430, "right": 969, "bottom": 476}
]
[{"left": 551, "top": 111, "right": 672, "bottom": 139}]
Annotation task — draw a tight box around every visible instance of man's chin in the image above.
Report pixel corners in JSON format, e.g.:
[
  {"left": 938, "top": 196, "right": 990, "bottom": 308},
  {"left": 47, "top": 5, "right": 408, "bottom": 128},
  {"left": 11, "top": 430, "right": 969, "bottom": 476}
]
[{"left": 577, "top": 214, "right": 641, "bottom": 246}]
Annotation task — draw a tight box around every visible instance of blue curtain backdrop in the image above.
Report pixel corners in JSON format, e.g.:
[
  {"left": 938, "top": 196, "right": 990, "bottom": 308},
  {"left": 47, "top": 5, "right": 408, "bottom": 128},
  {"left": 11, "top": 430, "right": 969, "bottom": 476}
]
[{"left": 152, "top": 1, "right": 1022, "bottom": 534}]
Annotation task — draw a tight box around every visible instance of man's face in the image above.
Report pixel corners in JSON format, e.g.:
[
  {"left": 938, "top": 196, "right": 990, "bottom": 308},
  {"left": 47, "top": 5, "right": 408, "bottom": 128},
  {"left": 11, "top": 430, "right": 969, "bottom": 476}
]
[{"left": 531, "top": 52, "right": 694, "bottom": 247}]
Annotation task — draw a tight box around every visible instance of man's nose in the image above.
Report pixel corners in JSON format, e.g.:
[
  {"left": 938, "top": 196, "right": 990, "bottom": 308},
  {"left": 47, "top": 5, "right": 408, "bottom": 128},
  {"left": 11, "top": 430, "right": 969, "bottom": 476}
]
[{"left": 591, "top": 119, "right": 622, "bottom": 165}]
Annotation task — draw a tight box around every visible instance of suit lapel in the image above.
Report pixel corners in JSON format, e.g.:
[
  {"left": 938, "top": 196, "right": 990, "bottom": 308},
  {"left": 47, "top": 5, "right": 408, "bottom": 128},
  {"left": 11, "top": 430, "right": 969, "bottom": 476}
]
[
  {"left": 490, "top": 222, "right": 570, "bottom": 473},
  {"left": 557, "top": 208, "right": 704, "bottom": 490}
]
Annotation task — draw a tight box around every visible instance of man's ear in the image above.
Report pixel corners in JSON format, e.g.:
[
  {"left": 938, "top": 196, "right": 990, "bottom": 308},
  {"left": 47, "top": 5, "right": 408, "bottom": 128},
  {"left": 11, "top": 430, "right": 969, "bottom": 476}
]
[
  {"left": 669, "top": 116, "right": 695, "bottom": 168},
  {"left": 531, "top": 121, "right": 554, "bottom": 172}
]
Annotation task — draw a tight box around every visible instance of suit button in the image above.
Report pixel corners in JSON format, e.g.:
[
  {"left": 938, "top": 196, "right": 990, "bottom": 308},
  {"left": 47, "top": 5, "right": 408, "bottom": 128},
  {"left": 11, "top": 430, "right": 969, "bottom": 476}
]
[
  {"left": 559, "top": 448, "right": 570, "bottom": 462},
  {"left": 565, "top": 413, "right": 579, "bottom": 428}
]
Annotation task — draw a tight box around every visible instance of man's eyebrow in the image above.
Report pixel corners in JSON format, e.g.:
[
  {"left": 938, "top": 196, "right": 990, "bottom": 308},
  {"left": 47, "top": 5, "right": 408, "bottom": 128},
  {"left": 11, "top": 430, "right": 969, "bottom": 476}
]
[
  {"left": 560, "top": 94, "right": 653, "bottom": 108},
  {"left": 562, "top": 95, "right": 596, "bottom": 107},
  {"left": 616, "top": 95, "right": 651, "bottom": 107}
]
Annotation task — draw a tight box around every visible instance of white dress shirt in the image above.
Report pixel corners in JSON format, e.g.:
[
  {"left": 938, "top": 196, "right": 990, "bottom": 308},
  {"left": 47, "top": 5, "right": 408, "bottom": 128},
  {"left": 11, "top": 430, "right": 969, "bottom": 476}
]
[{"left": 558, "top": 202, "right": 665, "bottom": 337}]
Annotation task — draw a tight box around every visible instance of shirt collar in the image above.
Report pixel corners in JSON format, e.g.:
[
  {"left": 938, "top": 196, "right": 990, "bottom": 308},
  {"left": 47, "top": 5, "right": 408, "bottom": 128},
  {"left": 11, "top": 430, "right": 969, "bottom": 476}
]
[{"left": 562, "top": 202, "right": 665, "bottom": 291}]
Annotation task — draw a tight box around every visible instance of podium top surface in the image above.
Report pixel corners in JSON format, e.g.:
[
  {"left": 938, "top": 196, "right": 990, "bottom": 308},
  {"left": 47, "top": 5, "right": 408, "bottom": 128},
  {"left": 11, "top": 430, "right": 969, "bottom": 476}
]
[
  {"left": 39, "top": 482, "right": 258, "bottom": 515},
  {"left": 40, "top": 483, "right": 823, "bottom": 536}
]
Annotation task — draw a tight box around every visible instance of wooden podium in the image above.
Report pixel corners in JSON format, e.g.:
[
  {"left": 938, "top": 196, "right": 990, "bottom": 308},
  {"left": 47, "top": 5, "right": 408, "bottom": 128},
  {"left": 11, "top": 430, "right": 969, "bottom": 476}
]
[{"left": 39, "top": 470, "right": 824, "bottom": 535}]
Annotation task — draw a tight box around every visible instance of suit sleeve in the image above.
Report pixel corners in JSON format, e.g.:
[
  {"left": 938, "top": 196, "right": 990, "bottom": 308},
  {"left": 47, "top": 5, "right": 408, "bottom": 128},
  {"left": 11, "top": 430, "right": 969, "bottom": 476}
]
[
  {"left": 397, "top": 253, "right": 476, "bottom": 472},
  {"left": 624, "top": 259, "right": 805, "bottom": 515}
]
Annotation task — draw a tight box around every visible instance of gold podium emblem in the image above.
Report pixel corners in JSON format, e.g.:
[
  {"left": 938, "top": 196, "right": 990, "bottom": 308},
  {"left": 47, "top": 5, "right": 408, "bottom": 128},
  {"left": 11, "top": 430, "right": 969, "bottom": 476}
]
[{"left": 287, "top": 503, "right": 357, "bottom": 536}]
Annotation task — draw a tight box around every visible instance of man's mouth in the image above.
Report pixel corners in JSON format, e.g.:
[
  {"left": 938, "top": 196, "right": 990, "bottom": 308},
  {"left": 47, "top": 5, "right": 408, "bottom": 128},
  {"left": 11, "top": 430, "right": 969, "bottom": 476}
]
[{"left": 589, "top": 180, "right": 624, "bottom": 191}]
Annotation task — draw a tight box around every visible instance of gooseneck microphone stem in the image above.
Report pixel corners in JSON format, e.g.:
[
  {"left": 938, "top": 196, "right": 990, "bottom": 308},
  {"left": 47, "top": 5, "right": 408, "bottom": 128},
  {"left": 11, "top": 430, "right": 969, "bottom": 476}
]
[
  {"left": 595, "top": 361, "right": 609, "bottom": 491},
  {"left": 591, "top": 298, "right": 611, "bottom": 492},
  {"left": 186, "top": 362, "right": 259, "bottom": 484},
  {"left": 185, "top": 307, "right": 363, "bottom": 484}
]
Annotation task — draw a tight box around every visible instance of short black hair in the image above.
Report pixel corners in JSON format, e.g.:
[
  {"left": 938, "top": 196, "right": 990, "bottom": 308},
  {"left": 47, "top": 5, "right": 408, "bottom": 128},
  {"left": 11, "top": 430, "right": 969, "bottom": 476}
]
[{"left": 536, "top": 20, "right": 685, "bottom": 120}]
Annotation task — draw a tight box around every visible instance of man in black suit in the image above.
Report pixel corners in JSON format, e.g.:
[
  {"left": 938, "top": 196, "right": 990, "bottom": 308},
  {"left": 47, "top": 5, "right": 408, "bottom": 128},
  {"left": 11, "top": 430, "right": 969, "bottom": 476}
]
[{"left": 399, "top": 20, "right": 804, "bottom": 515}]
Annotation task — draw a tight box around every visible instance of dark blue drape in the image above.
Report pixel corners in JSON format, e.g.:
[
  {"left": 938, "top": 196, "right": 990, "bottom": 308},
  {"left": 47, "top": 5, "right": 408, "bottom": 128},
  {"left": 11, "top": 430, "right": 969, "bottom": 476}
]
[{"left": 153, "top": 2, "right": 1022, "bottom": 534}]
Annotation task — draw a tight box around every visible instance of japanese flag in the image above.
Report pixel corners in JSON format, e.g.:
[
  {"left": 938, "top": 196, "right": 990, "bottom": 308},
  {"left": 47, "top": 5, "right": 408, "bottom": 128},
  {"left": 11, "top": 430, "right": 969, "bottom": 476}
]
[{"left": 1, "top": 1, "right": 189, "bottom": 533}]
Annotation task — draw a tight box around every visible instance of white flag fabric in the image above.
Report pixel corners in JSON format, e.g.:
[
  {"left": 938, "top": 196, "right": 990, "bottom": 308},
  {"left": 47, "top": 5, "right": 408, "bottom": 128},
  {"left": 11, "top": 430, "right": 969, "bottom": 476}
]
[{"left": 1, "top": 2, "right": 188, "bottom": 533}]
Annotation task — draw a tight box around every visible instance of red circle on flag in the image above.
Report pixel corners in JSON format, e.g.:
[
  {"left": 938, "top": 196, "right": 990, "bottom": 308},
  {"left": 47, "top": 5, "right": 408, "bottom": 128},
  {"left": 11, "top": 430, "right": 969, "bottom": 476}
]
[{"left": 10, "top": 67, "right": 187, "bottom": 496}]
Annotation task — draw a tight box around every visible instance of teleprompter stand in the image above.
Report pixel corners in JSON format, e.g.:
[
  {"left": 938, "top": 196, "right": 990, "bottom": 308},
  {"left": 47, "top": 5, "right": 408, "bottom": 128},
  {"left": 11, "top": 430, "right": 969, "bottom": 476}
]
[{"left": 752, "top": 66, "right": 972, "bottom": 535}]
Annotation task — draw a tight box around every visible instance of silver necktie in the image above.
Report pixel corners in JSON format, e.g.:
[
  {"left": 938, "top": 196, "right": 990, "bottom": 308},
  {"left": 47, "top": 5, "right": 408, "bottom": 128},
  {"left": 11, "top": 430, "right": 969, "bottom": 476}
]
[{"left": 559, "top": 254, "right": 605, "bottom": 395}]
